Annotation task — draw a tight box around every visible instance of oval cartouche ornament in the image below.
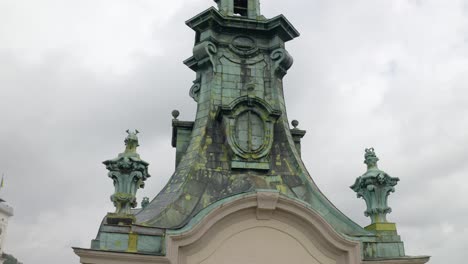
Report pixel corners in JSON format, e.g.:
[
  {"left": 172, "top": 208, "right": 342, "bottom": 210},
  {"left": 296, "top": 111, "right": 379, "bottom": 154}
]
[
  {"left": 230, "top": 36, "right": 258, "bottom": 57},
  {"left": 235, "top": 111, "right": 265, "bottom": 152}
]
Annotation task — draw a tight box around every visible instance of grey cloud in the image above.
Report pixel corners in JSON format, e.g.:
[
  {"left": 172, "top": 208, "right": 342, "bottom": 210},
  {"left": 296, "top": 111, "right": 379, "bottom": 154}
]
[{"left": 0, "top": 0, "right": 466, "bottom": 263}]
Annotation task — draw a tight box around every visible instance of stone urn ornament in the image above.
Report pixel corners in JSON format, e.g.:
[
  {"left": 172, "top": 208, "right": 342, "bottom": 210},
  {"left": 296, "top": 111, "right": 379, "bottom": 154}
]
[{"left": 103, "top": 130, "right": 150, "bottom": 225}]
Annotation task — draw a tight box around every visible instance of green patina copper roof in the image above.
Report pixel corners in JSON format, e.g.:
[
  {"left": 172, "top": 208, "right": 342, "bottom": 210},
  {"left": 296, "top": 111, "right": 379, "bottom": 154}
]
[{"left": 129, "top": 4, "right": 372, "bottom": 238}]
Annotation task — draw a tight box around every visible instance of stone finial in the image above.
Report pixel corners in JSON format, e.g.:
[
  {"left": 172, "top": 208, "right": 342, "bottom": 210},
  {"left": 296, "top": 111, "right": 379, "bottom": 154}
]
[
  {"left": 291, "top": 120, "right": 299, "bottom": 129},
  {"left": 351, "top": 148, "right": 399, "bottom": 225},
  {"left": 172, "top": 110, "right": 180, "bottom": 120},
  {"left": 124, "top": 129, "right": 139, "bottom": 154},
  {"left": 141, "top": 197, "right": 150, "bottom": 209},
  {"left": 103, "top": 131, "right": 150, "bottom": 222},
  {"left": 364, "top": 148, "right": 379, "bottom": 168}
]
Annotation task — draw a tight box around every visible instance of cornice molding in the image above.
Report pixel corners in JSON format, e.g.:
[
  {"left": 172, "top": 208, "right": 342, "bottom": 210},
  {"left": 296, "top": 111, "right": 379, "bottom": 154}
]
[{"left": 185, "top": 7, "right": 300, "bottom": 42}]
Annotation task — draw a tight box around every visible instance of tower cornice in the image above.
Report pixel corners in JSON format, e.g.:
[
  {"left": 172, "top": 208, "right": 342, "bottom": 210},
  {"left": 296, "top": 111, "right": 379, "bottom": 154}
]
[{"left": 185, "top": 7, "right": 300, "bottom": 42}]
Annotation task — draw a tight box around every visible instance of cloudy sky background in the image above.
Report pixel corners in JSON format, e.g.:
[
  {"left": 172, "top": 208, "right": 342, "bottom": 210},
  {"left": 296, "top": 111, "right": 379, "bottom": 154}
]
[{"left": 0, "top": 0, "right": 467, "bottom": 263}]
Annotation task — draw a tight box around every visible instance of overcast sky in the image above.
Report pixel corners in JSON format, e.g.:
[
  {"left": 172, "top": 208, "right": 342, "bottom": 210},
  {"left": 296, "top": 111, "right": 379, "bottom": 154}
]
[{"left": 0, "top": 0, "right": 467, "bottom": 263}]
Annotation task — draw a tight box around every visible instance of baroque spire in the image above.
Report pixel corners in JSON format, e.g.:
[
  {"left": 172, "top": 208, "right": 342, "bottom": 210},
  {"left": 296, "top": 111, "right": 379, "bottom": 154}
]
[{"left": 76, "top": 2, "right": 428, "bottom": 262}]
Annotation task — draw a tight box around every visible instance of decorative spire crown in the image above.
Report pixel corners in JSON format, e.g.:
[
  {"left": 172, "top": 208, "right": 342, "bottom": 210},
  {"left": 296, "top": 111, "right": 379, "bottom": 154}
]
[
  {"left": 124, "top": 129, "right": 140, "bottom": 155},
  {"left": 364, "top": 147, "right": 379, "bottom": 168}
]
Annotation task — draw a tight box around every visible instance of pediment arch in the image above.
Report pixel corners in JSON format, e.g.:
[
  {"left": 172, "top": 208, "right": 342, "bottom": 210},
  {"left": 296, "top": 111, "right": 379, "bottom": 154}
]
[{"left": 166, "top": 191, "right": 362, "bottom": 264}]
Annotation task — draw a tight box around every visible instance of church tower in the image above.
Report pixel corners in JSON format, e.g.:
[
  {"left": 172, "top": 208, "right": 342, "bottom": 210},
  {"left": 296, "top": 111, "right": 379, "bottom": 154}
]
[
  {"left": 74, "top": 1, "right": 430, "bottom": 263},
  {"left": 0, "top": 199, "right": 13, "bottom": 264},
  {"left": 0, "top": 194, "right": 21, "bottom": 264}
]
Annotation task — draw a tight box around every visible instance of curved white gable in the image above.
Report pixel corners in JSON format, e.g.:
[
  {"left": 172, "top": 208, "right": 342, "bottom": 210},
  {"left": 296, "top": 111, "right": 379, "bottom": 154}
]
[{"left": 167, "top": 191, "right": 362, "bottom": 264}]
